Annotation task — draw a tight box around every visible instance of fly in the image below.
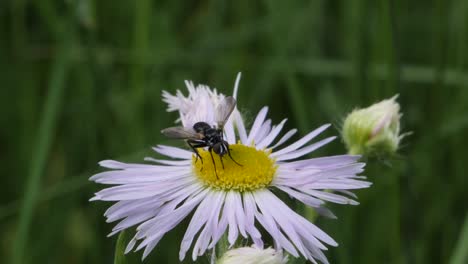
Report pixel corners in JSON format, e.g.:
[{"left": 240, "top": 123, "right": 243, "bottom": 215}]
[{"left": 161, "top": 96, "right": 242, "bottom": 178}]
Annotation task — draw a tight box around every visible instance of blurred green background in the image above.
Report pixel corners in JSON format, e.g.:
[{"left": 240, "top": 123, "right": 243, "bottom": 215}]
[{"left": 1, "top": 0, "right": 468, "bottom": 263}]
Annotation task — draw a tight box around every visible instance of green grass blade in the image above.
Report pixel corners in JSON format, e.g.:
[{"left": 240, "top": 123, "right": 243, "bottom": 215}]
[
  {"left": 449, "top": 212, "right": 468, "bottom": 264},
  {"left": 11, "top": 43, "right": 71, "bottom": 264},
  {"left": 115, "top": 230, "right": 133, "bottom": 264}
]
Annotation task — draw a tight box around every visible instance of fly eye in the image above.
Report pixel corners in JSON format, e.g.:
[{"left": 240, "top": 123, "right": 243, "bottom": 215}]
[
  {"left": 212, "top": 143, "right": 221, "bottom": 154},
  {"left": 213, "top": 143, "right": 225, "bottom": 155}
]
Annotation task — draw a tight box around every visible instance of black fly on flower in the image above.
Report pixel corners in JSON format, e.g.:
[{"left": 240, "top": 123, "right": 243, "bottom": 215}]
[{"left": 161, "top": 96, "right": 242, "bottom": 178}]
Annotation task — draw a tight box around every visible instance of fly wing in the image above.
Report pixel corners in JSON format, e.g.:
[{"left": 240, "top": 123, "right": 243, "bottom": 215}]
[
  {"left": 161, "top": 127, "right": 203, "bottom": 139},
  {"left": 215, "top": 96, "right": 236, "bottom": 129}
]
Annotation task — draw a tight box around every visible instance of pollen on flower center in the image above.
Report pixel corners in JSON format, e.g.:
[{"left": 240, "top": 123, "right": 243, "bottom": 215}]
[{"left": 192, "top": 144, "right": 277, "bottom": 192}]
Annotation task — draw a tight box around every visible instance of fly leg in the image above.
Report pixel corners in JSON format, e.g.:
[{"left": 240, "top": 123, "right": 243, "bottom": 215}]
[
  {"left": 208, "top": 147, "right": 218, "bottom": 179},
  {"left": 219, "top": 155, "right": 225, "bottom": 170},
  {"left": 226, "top": 143, "right": 242, "bottom": 167},
  {"left": 187, "top": 139, "right": 207, "bottom": 172},
  {"left": 187, "top": 140, "right": 204, "bottom": 163}
]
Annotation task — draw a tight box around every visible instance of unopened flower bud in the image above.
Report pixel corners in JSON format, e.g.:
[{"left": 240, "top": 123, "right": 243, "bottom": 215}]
[
  {"left": 218, "top": 246, "right": 287, "bottom": 264},
  {"left": 342, "top": 95, "right": 404, "bottom": 157}
]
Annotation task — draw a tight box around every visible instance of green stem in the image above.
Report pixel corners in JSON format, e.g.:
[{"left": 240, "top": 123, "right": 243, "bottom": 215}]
[{"left": 216, "top": 232, "right": 230, "bottom": 261}]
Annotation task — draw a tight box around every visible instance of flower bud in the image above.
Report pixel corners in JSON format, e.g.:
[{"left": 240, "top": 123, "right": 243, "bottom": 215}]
[
  {"left": 218, "top": 246, "right": 287, "bottom": 264},
  {"left": 342, "top": 95, "right": 403, "bottom": 157}
]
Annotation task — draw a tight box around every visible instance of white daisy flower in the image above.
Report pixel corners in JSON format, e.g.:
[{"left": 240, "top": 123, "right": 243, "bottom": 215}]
[{"left": 90, "top": 73, "right": 371, "bottom": 263}]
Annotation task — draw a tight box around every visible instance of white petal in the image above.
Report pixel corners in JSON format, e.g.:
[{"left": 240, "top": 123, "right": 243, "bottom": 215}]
[
  {"left": 135, "top": 188, "right": 209, "bottom": 252},
  {"left": 232, "top": 72, "right": 241, "bottom": 100},
  {"left": 91, "top": 177, "right": 196, "bottom": 201},
  {"left": 109, "top": 209, "right": 159, "bottom": 236},
  {"left": 243, "top": 193, "right": 261, "bottom": 238},
  {"left": 270, "top": 129, "right": 297, "bottom": 149},
  {"left": 90, "top": 168, "right": 190, "bottom": 184},
  {"left": 254, "top": 119, "right": 272, "bottom": 144},
  {"left": 233, "top": 110, "right": 248, "bottom": 144},
  {"left": 249, "top": 192, "right": 299, "bottom": 257},
  {"left": 105, "top": 197, "right": 162, "bottom": 222},
  {"left": 191, "top": 222, "right": 212, "bottom": 260},
  {"left": 300, "top": 189, "right": 359, "bottom": 205},
  {"left": 254, "top": 191, "right": 310, "bottom": 257},
  {"left": 99, "top": 160, "right": 170, "bottom": 169},
  {"left": 224, "top": 115, "right": 236, "bottom": 144},
  {"left": 142, "top": 238, "right": 163, "bottom": 259},
  {"left": 153, "top": 145, "right": 193, "bottom": 159},
  {"left": 305, "top": 179, "right": 371, "bottom": 190},
  {"left": 209, "top": 205, "right": 229, "bottom": 249},
  {"left": 203, "top": 192, "right": 226, "bottom": 250},
  {"left": 258, "top": 190, "right": 337, "bottom": 253},
  {"left": 144, "top": 157, "right": 192, "bottom": 166},
  {"left": 191, "top": 192, "right": 226, "bottom": 261},
  {"left": 275, "top": 137, "right": 336, "bottom": 161},
  {"left": 232, "top": 192, "right": 247, "bottom": 238},
  {"left": 125, "top": 237, "right": 137, "bottom": 254},
  {"left": 336, "top": 190, "right": 358, "bottom": 199},
  {"left": 256, "top": 119, "right": 288, "bottom": 149},
  {"left": 180, "top": 191, "right": 215, "bottom": 256},
  {"left": 278, "top": 155, "right": 361, "bottom": 170},
  {"left": 179, "top": 191, "right": 224, "bottom": 260},
  {"left": 243, "top": 193, "right": 263, "bottom": 248},
  {"left": 246, "top": 107, "right": 269, "bottom": 144},
  {"left": 275, "top": 163, "right": 365, "bottom": 183},
  {"left": 225, "top": 192, "right": 240, "bottom": 246},
  {"left": 275, "top": 186, "right": 324, "bottom": 208},
  {"left": 254, "top": 208, "right": 299, "bottom": 257},
  {"left": 271, "top": 124, "right": 330, "bottom": 157}
]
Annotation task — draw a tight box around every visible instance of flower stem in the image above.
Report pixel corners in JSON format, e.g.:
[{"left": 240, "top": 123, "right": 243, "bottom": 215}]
[{"left": 216, "top": 233, "right": 230, "bottom": 261}]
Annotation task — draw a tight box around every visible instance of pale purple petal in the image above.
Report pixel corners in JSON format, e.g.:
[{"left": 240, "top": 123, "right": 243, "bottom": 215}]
[
  {"left": 90, "top": 168, "right": 190, "bottom": 184},
  {"left": 299, "top": 189, "right": 359, "bottom": 205},
  {"left": 279, "top": 155, "right": 361, "bottom": 170},
  {"left": 246, "top": 107, "right": 269, "bottom": 144},
  {"left": 225, "top": 192, "right": 240, "bottom": 246},
  {"left": 224, "top": 114, "right": 236, "bottom": 144},
  {"left": 253, "top": 202, "right": 299, "bottom": 257},
  {"left": 179, "top": 190, "right": 224, "bottom": 260},
  {"left": 179, "top": 191, "right": 215, "bottom": 258},
  {"left": 233, "top": 110, "right": 248, "bottom": 144},
  {"left": 232, "top": 72, "right": 241, "bottom": 100},
  {"left": 275, "top": 137, "right": 336, "bottom": 161},
  {"left": 256, "top": 119, "right": 288, "bottom": 149},
  {"left": 255, "top": 191, "right": 311, "bottom": 257},
  {"left": 208, "top": 205, "right": 229, "bottom": 249},
  {"left": 99, "top": 160, "right": 171, "bottom": 169},
  {"left": 275, "top": 186, "right": 325, "bottom": 208},
  {"left": 253, "top": 190, "right": 339, "bottom": 262},
  {"left": 105, "top": 197, "right": 163, "bottom": 223},
  {"left": 134, "top": 188, "right": 209, "bottom": 255},
  {"left": 271, "top": 124, "right": 330, "bottom": 157},
  {"left": 144, "top": 157, "right": 192, "bottom": 166},
  {"left": 153, "top": 145, "right": 193, "bottom": 159},
  {"left": 270, "top": 128, "right": 297, "bottom": 149},
  {"left": 90, "top": 177, "right": 196, "bottom": 201},
  {"left": 243, "top": 192, "right": 263, "bottom": 248},
  {"left": 254, "top": 119, "right": 272, "bottom": 144},
  {"left": 232, "top": 192, "right": 247, "bottom": 238}
]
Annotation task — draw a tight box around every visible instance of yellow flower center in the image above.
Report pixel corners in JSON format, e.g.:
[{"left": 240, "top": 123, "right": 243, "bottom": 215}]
[{"left": 192, "top": 144, "right": 277, "bottom": 192}]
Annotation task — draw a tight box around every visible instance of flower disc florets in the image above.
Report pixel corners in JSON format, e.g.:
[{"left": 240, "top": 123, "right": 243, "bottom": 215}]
[{"left": 193, "top": 144, "right": 277, "bottom": 192}]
